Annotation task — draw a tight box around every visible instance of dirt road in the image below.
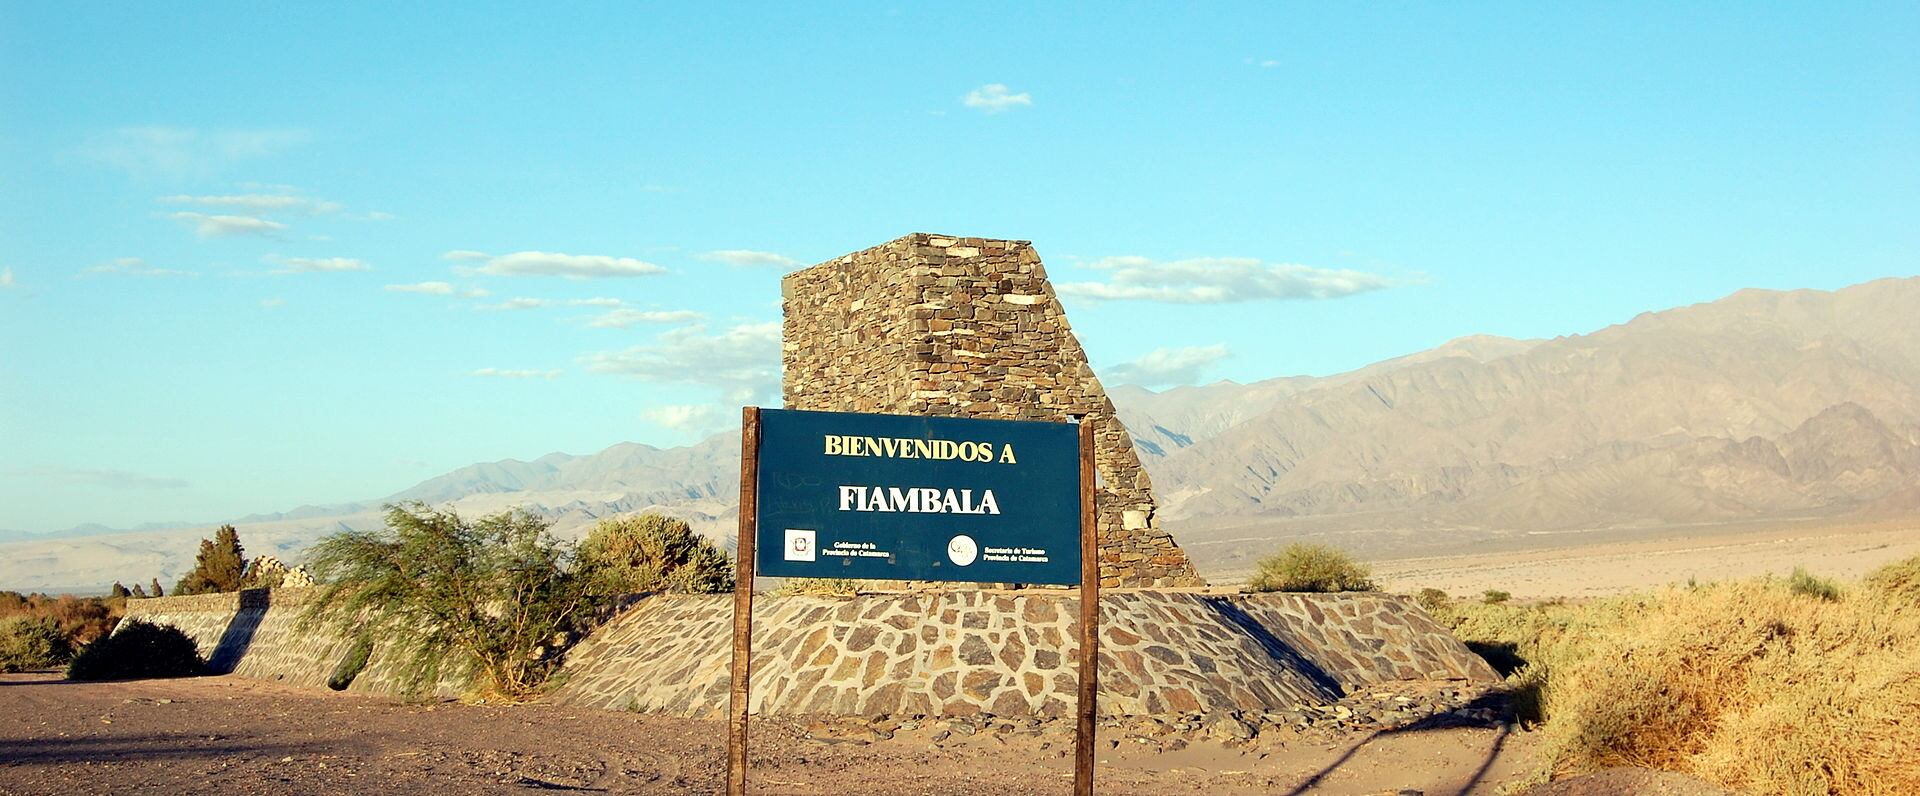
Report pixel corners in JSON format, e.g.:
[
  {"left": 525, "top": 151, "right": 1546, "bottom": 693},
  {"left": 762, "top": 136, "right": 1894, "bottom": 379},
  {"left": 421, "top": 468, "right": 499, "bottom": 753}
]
[{"left": 0, "top": 672, "right": 1541, "bottom": 795}]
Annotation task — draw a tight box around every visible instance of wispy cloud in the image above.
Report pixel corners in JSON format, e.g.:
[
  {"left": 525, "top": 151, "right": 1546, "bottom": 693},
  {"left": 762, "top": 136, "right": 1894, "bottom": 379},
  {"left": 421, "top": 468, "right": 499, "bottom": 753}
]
[
  {"left": 450, "top": 250, "right": 665, "bottom": 279},
  {"left": 1057, "top": 256, "right": 1411, "bottom": 303},
  {"left": 80, "top": 257, "right": 196, "bottom": 278},
  {"left": 0, "top": 268, "right": 14, "bottom": 289},
  {"left": 963, "top": 83, "right": 1033, "bottom": 114},
  {"left": 167, "top": 211, "right": 287, "bottom": 238},
  {"left": 583, "top": 321, "right": 780, "bottom": 402},
  {"left": 1106, "top": 344, "right": 1231, "bottom": 387},
  {"left": 477, "top": 296, "right": 624, "bottom": 312},
  {"left": 698, "top": 249, "right": 799, "bottom": 268},
  {"left": 266, "top": 255, "right": 371, "bottom": 274},
  {"left": 585, "top": 308, "right": 705, "bottom": 329},
  {"left": 74, "top": 126, "right": 310, "bottom": 178},
  {"left": 259, "top": 297, "right": 285, "bottom": 308},
  {"left": 23, "top": 467, "right": 188, "bottom": 490},
  {"left": 470, "top": 367, "right": 561, "bottom": 379},
  {"left": 384, "top": 281, "right": 488, "bottom": 297},
  {"left": 645, "top": 404, "right": 723, "bottom": 433},
  {"left": 158, "top": 193, "right": 342, "bottom": 215}
]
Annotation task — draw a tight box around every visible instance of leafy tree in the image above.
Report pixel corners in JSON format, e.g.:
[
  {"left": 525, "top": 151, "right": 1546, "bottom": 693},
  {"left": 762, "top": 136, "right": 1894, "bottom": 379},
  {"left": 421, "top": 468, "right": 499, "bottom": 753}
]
[
  {"left": 174, "top": 525, "right": 246, "bottom": 595},
  {"left": 130, "top": 584, "right": 148, "bottom": 598},
  {"left": 108, "top": 582, "right": 131, "bottom": 599},
  {"left": 150, "top": 579, "right": 165, "bottom": 598},
  {"left": 574, "top": 514, "right": 734, "bottom": 596},
  {"left": 1245, "top": 543, "right": 1376, "bottom": 593},
  {"left": 303, "top": 503, "right": 590, "bottom": 701}
]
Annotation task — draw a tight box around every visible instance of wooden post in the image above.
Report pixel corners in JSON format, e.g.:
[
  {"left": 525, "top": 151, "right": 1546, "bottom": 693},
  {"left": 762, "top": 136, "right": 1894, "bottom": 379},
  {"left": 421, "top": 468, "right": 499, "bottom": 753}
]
[
  {"left": 727, "top": 406, "right": 762, "bottom": 796},
  {"left": 1073, "top": 420, "right": 1099, "bottom": 796}
]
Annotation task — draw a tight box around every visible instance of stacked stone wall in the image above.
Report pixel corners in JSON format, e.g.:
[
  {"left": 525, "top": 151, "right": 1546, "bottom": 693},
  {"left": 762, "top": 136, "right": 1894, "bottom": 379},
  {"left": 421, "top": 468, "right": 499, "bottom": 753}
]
[
  {"left": 550, "top": 591, "right": 1496, "bottom": 719},
  {"left": 119, "top": 589, "right": 467, "bottom": 697},
  {"left": 782, "top": 233, "right": 1202, "bottom": 587}
]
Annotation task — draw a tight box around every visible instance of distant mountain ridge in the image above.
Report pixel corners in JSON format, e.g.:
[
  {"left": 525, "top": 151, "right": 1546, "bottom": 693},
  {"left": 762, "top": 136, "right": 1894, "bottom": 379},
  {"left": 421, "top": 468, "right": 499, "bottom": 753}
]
[{"left": 6, "top": 275, "right": 1918, "bottom": 591}]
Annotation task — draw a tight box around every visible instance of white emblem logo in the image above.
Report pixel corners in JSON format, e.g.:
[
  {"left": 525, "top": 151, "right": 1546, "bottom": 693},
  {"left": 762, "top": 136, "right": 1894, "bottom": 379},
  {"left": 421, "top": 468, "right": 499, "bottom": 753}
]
[
  {"left": 784, "top": 529, "right": 816, "bottom": 562},
  {"left": 947, "top": 534, "right": 978, "bottom": 567}
]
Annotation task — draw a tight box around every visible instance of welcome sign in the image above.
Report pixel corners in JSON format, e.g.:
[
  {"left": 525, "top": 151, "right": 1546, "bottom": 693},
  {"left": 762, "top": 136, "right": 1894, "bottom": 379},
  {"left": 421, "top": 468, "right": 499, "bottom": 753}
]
[{"left": 752, "top": 408, "right": 1083, "bottom": 585}]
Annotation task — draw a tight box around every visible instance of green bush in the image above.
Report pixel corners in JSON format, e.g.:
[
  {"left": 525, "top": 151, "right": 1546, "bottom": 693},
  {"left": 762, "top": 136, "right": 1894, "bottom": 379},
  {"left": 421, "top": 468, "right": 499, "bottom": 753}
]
[
  {"left": 327, "top": 635, "right": 374, "bottom": 691},
  {"left": 304, "top": 503, "right": 590, "bottom": 701},
  {"left": 174, "top": 525, "right": 247, "bottom": 595},
  {"left": 773, "top": 577, "right": 858, "bottom": 597},
  {"left": 66, "top": 619, "right": 205, "bottom": 680},
  {"left": 1483, "top": 589, "right": 1514, "bottom": 604},
  {"left": 0, "top": 616, "right": 74, "bottom": 672},
  {"left": 1244, "top": 543, "right": 1374, "bottom": 593},
  {"left": 574, "top": 514, "right": 733, "bottom": 596},
  {"left": 1786, "top": 567, "right": 1840, "bottom": 602},
  {"left": 1416, "top": 587, "right": 1451, "bottom": 613}
]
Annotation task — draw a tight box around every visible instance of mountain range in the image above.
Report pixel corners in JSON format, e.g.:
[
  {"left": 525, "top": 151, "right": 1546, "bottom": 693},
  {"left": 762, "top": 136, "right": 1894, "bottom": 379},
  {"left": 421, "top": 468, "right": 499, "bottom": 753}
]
[{"left": 6, "top": 276, "right": 1917, "bottom": 591}]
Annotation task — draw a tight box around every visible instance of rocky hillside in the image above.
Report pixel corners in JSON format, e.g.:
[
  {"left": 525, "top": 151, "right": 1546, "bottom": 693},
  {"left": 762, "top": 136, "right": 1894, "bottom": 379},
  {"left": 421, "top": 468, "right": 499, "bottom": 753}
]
[{"left": 1126, "top": 277, "right": 1920, "bottom": 531}]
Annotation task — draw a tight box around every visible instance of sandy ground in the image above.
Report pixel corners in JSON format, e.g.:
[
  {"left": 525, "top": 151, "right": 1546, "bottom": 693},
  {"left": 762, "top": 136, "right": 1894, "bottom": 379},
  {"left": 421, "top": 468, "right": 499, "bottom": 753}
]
[
  {"left": 1369, "top": 518, "right": 1920, "bottom": 599},
  {"left": 0, "top": 672, "right": 1544, "bottom": 796}
]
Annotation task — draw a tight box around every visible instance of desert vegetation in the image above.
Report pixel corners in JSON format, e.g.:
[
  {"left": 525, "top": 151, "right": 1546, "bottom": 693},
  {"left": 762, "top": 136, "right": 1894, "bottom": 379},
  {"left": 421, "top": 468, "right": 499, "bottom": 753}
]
[
  {"left": 65, "top": 619, "right": 204, "bottom": 681},
  {"left": 1431, "top": 557, "right": 1920, "bottom": 795},
  {"left": 173, "top": 524, "right": 248, "bottom": 596},
  {"left": 1244, "top": 543, "right": 1375, "bottom": 593},
  {"left": 301, "top": 504, "right": 730, "bottom": 701}
]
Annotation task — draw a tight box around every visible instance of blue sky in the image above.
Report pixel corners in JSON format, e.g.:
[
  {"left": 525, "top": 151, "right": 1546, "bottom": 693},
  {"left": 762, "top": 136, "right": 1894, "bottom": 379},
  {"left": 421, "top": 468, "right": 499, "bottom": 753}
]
[{"left": 2, "top": 3, "right": 1915, "bottom": 532}]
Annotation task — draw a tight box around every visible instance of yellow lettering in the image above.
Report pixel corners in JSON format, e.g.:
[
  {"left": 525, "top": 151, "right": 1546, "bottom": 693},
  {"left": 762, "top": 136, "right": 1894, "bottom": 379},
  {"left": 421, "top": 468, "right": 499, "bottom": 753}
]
[
  {"left": 999, "top": 444, "right": 1017, "bottom": 464},
  {"left": 825, "top": 435, "right": 843, "bottom": 456}
]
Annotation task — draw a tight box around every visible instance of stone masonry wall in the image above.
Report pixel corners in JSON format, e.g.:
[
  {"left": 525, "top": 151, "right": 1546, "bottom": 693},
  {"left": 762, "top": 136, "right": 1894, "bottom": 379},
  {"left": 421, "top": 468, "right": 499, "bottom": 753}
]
[
  {"left": 120, "top": 589, "right": 468, "bottom": 698},
  {"left": 551, "top": 591, "right": 1497, "bottom": 719},
  {"left": 782, "top": 233, "right": 1202, "bottom": 587}
]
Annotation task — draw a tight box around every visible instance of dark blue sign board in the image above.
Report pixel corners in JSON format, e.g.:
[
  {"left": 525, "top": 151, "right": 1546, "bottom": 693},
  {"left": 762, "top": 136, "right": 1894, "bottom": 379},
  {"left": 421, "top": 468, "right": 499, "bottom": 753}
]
[{"left": 751, "top": 408, "right": 1083, "bottom": 585}]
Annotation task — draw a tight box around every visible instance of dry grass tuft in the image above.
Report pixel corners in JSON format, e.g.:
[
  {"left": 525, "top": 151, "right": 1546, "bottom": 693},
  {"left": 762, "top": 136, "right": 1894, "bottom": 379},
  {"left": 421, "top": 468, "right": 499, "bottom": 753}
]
[{"left": 1436, "top": 556, "right": 1920, "bottom": 795}]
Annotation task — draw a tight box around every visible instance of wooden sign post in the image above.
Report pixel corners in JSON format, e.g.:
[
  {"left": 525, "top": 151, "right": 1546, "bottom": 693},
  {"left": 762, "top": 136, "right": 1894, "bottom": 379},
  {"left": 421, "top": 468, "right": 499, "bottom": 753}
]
[{"left": 726, "top": 407, "right": 1098, "bottom": 796}]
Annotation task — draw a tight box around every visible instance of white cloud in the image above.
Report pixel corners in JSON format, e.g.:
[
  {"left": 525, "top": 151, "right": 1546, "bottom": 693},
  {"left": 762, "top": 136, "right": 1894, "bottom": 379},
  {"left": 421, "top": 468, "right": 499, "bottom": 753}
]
[
  {"left": 477, "top": 296, "right": 624, "bottom": 312},
  {"left": 259, "top": 298, "right": 285, "bottom": 308},
  {"left": 158, "top": 193, "right": 342, "bottom": 215},
  {"left": 384, "top": 281, "right": 488, "bottom": 297},
  {"left": 168, "top": 211, "right": 287, "bottom": 238},
  {"left": 452, "top": 250, "right": 665, "bottom": 279},
  {"left": 75, "top": 126, "right": 310, "bottom": 178},
  {"left": 699, "top": 249, "right": 799, "bottom": 268},
  {"left": 23, "top": 467, "right": 188, "bottom": 490},
  {"left": 962, "top": 83, "right": 1033, "bottom": 114},
  {"left": 583, "top": 321, "right": 781, "bottom": 403},
  {"left": 1057, "top": 256, "right": 1409, "bottom": 304},
  {"left": 266, "top": 255, "right": 371, "bottom": 274},
  {"left": 470, "top": 367, "right": 562, "bottom": 379},
  {"left": 586, "top": 308, "right": 705, "bottom": 329},
  {"left": 645, "top": 404, "right": 723, "bottom": 433},
  {"left": 0, "top": 268, "right": 14, "bottom": 288},
  {"left": 80, "top": 257, "right": 196, "bottom": 278},
  {"left": 1105, "top": 344, "right": 1231, "bottom": 387}
]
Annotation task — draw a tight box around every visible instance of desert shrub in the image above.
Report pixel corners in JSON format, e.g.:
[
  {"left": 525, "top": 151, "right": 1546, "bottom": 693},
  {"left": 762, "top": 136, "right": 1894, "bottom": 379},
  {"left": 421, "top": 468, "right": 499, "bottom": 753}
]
[
  {"left": 303, "top": 503, "right": 591, "bottom": 701},
  {"left": 1482, "top": 588, "right": 1513, "bottom": 604},
  {"left": 773, "top": 577, "right": 859, "bottom": 597},
  {"left": 0, "top": 593, "right": 123, "bottom": 649},
  {"left": 1244, "top": 543, "right": 1374, "bottom": 593},
  {"left": 1415, "top": 587, "right": 1451, "bottom": 612},
  {"left": 1861, "top": 554, "right": 1920, "bottom": 605},
  {"left": 1438, "top": 574, "right": 1920, "bottom": 794},
  {"left": 1785, "top": 567, "right": 1840, "bottom": 601},
  {"left": 66, "top": 619, "right": 205, "bottom": 680},
  {"left": 0, "top": 617, "right": 74, "bottom": 672},
  {"left": 574, "top": 514, "right": 733, "bottom": 596},
  {"left": 327, "top": 634, "right": 375, "bottom": 691},
  {"left": 174, "top": 525, "right": 247, "bottom": 595}
]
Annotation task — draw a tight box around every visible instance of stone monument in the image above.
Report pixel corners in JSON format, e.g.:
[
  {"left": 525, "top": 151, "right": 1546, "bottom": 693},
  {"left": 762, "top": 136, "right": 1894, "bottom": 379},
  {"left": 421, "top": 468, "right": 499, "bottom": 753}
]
[{"left": 781, "top": 233, "right": 1203, "bottom": 588}]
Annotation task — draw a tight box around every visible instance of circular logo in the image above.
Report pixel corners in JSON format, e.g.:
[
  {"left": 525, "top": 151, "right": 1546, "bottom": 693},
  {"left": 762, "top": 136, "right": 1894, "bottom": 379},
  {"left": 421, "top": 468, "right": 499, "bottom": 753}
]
[{"left": 947, "top": 534, "right": 978, "bottom": 567}]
